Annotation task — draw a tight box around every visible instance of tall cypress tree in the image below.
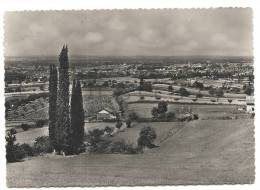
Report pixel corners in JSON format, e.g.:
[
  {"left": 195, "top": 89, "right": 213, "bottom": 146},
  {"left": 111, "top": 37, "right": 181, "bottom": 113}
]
[
  {"left": 56, "top": 45, "right": 71, "bottom": 153},
  {"left": 70, "top": 80, "right": 85, "bottom": 153},
  {"left": 48, "top": 64, "right": 57, "bottom": 150}
]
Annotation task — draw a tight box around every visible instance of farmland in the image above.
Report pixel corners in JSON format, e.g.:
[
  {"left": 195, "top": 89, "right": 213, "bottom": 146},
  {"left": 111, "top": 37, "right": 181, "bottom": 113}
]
[
  {"left": 127, "top": 102, "right": 248, "bottom": 119},
  {"left": 7, "top": 119, "right": 254, "bottom": 187}
]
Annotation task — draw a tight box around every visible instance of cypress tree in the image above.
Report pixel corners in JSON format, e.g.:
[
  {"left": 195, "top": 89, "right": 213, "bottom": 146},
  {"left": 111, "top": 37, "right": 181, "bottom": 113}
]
[
  {"left": 56, "top": 45, "right": 71, "bottom": 153},
  {"left": 70, "top": 80, "right": 85, "bottom": 153},
  {"left": 48, "top": 64, "right": 57, "bottom": 150}
]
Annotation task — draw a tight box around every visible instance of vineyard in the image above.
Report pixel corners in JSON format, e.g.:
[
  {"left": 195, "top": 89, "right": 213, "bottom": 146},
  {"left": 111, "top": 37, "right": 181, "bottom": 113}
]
[
  {"left": 83, "top": 95, "right": 119, "bottom": 118},
  {"left": 6, "top": 97, "right": 49, "bottom": 122}
]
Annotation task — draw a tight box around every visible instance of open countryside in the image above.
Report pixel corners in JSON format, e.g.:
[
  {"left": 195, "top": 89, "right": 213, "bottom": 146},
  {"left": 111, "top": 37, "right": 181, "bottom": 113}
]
[{"left": 5, "top": 9, "right": 254, "bottom": 187}]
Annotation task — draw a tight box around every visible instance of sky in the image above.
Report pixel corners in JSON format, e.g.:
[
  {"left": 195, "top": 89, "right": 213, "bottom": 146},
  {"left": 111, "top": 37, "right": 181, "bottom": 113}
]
[{"left": 4, "top": 8, "right": 253, "bottom": 57}]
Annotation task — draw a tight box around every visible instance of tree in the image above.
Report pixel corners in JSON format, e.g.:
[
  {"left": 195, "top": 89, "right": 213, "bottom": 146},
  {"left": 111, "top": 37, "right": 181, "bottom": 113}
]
[
  {"left": 143, "top": 82, "right": 153, "bottom": 92},
  {"left": 158, "top": 101, "right": 168, "bottom": 114},
  {"left": 48, "top": 64, "right": 58, "bottom": 150},
  {"left": 139, "top": 76, "right": 144, "bottom": 90},
  {"left": 116, "top": 121, "right": 123, "bottom": 129},
  {"left": 6, "top": 129, "right": 26, "bottom": 163},
  {"left": 151, "top": 107, "right": 159, "bottom": 118},
  {"left": 168, "top": 85, "right": 173, "bottom": 92},
  {"left": 70, "top": 80, "right": 85, "bottom": 154},
  {"left": 137, "top": 126, "right": 157, "bottom": 148},
  {"left": 128, "top": 112, "right": 139, "bottom": 121},
  {"left": 193, "top": 81, "right": 204, "bottom": 90},
  {"left": 215, "top": 88, "right": 224, "bottom": 98},
  {"left": 56, "top": 45, "right": 71, "bottom": 153},
  {"left": 126, "top": 118, "right": 132, "bottom": 128},
  {"left": 179, "top": 87, "right": 190, "bottom": 96},
  {"left": 244, "top": 86, "right": 253, "bottom": 95},
  {"left": 208, "top": 87, "right": 216, "bottom": 96}
]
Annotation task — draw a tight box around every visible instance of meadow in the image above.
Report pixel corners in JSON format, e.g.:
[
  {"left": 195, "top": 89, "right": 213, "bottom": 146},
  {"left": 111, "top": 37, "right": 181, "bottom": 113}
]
[{"left": 7, "top": 119, "right": 254, "bottom": 187}]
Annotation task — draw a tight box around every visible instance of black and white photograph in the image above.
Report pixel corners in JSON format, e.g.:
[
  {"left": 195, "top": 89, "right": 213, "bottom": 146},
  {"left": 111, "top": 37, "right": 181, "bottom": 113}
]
[{"left": 3, "top": 8, "right": 255, "bottom": 187}]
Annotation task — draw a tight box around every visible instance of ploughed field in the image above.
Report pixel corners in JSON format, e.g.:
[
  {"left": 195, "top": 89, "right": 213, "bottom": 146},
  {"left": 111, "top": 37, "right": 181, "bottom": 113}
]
[{"left": 7, "top": 119, "right": 254, "bottom": 187}]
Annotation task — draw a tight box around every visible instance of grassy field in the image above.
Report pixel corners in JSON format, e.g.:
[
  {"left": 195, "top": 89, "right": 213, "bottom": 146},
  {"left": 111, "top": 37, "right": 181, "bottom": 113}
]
[
  {"left": 14, "top": 122, "right": 117, "bottom": 145},
  {"left": 127, "top": 102, "right": 247, "bottom": 119},
  {"left": 7, "top": 119, "right": 254, "bottom": 187}
]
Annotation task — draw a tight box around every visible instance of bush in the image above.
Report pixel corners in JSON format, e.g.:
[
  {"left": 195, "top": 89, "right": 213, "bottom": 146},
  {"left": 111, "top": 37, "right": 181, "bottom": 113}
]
[
  {"left": 6, "top": 128, "right": 26, "bottom": 163},
  {"left": 140, "top": 96, "right": 145, "bottom": 100},
  {"left": 21, "top": 123, "right": 31, "bottom": 131},
  {"left": 155, "top": 96, "right": 161, "bottom": 100},
  {"left": 137, "top": 126, "right": 157, "bottom": 148},
  {"left": 104, "top": 126, "right": 113, "bottom": 136},
  {"left": 6, "top": 144, "right": 26, "bottom": 163},
  {"left": 110, "top": 140, "right": 140, "bottom": 154},
  {"left": 193, "top": 114, "right": 199, "bottom": 120},
  {"left": 115, "top": 121, "right": 123, "bottom": 129},
  {"left": 179, "top": 87, "right": 190, "bottom": 97},
  {"left": 192, "top": 98, "right": 197, "bottom": 102},
  {"left": 211, "top": 99, "right": 216, "bottom": 102},
  {"left": 20, "top": 143, "right": 34, "bottom": 156},
  {"left": 125, "top": 118, "right": 132, "bottom": 128},
  {"left": 33, "top": 136, "right": 53, "bottom": 154},
  {"left": 128, "top": 112, "right": 139, "bottom": 121}
]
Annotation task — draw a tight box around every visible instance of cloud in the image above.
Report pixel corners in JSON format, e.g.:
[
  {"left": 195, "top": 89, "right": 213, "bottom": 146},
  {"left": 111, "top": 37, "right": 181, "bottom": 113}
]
[
  {"left": 108, "top": 16, "right": 127, "bottom": 31},
  {"left": 84, "top": 32, "right": 103, "bottom": 43},
  {"left": 4, "top": 9, "right": 253, "bottom": 57}
]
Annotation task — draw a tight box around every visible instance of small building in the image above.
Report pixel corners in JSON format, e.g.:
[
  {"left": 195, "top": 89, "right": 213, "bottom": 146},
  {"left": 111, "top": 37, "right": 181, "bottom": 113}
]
[
  {"left": 246, "top": 96, "right": 254, "bottom": 113},
  {"left": 96, "top": 108, "right": 116, "bottom": 121}
]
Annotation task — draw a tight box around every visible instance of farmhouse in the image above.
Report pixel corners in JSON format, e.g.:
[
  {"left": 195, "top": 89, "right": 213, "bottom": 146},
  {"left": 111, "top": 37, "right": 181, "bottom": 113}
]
[{"left": 97, "top": 108, "right": 116, "bottom": 121}]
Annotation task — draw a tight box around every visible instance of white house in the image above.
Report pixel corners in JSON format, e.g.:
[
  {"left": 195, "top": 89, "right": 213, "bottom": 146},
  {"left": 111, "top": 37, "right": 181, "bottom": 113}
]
[{"left": 96, "top": 108, "right": 116, "bottom": 121}]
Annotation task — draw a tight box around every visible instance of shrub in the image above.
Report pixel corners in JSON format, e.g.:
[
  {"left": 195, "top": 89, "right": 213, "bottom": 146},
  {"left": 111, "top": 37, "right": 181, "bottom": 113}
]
[
  {"left": 115, "top": 121, "right": 123, "bottom": 129},
  {"left": 110, "top": 140, "right": 140, "bottom": 154},
  {"left": 104, "top": 126, "right": 113, "bottom": 136},
  {"left": 211, "top": 99, "right": 216, "bottom": 102},
  {"left": 20, "top": 143, "right": 34, "bottom": 156},
  {"left": 155, "top": 96, "right": 161, "bottom": 100},
  {"left": 140, "top": 96, "right": 145, "bottom": 100},
  {"left": 6, "top": 144, "right": 26, "bottom": 163},
  {"left": 125, "top": 118, "right": 132, "bottom": 128},
  {"left": 193, "top": 114, "right": 199, "bottom": 120},
  {"left": 192, "top": 98, "right": 197, "bottom": 102},
  {"left": 128, "top": 112, "right": 139, "bottom": 121},
  {"left": 21, "top": 123, "right": 31, "bottom": 131},
  {"left": 151, "top": 107, "right": 159, "bottom": 118},
  {"left": 158, "top": 101, "right": 168, "bottom": 114},
  {"left": 174, "top": 97, "right": 180, "bottom": 101},
  {"left": 33, "top": 136, "right": 53, "bottom": 154},
  {"left": 228, "top": 99, "right": 232, "bottom": 103},
  {"left": 179, "top": 87, "right": 190, "bottom": 97},
  {"left": 137, "top": 126, "right": 157, "bottom": 148}
]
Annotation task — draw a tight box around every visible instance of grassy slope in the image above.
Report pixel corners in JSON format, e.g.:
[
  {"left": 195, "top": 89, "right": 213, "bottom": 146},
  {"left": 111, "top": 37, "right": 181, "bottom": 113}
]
[{"left": 7, "top": 119, "right": 254, "bottom": 187}]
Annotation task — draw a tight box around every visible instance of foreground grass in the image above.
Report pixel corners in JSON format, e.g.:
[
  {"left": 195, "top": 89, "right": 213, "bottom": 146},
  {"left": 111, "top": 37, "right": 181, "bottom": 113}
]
[{"left": 7, "top": 119, "right": 254, "bottom": 187}]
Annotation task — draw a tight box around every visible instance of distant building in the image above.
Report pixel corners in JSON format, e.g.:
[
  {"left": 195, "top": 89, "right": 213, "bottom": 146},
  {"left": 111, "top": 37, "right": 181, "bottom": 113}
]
[{"left": 96, "top": 108, "right": 116, "bottom": 121}]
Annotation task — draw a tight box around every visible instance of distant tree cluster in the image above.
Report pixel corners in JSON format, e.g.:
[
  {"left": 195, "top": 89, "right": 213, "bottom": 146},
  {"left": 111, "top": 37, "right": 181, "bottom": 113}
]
[{"left": 151, "top": 101, "right": 176, "bottom": 121}]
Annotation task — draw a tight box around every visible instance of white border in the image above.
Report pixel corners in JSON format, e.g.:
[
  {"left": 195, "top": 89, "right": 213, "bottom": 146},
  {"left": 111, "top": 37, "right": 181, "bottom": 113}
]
[{"left": 0, "top": 0, "right": 259, "bottom": 190}]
